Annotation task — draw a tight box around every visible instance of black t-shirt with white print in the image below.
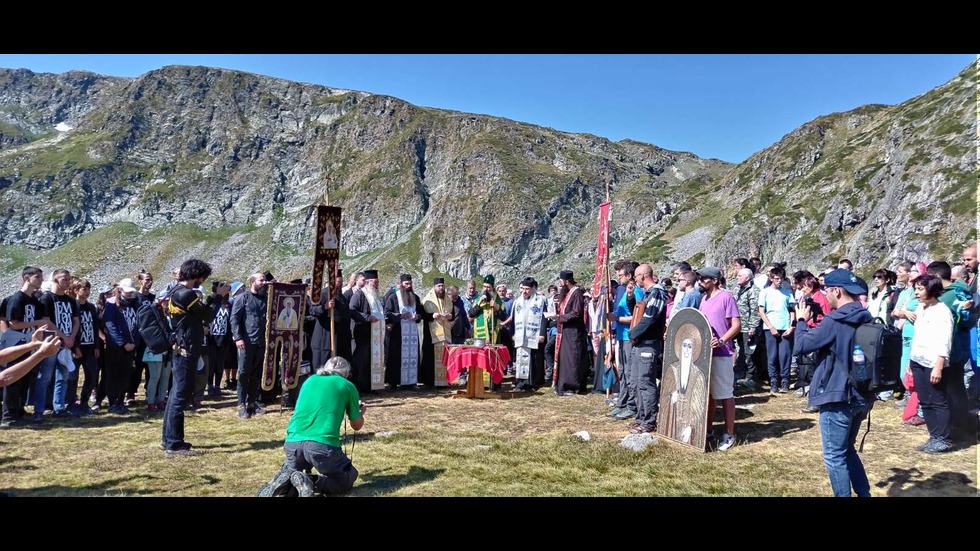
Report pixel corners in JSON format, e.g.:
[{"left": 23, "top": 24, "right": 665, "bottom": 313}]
[
  {"left": 6, "top": 291, "right": 47, "bottom": 326},
  {"left": 77, "top": 302, "right": 100, "bottom": 348},
  {"left": 39, "top": 292, "right": 79, "bottom": 336}
]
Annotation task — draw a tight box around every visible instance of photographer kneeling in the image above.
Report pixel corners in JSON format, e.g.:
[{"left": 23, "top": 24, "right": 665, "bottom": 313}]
[{"left": 259, "top": 356, "right": 364, "bottom": 497}]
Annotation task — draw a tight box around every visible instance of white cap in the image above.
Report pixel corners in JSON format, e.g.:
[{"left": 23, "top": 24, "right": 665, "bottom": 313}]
[{"left": 118, "top": 278, "right": 137, "bottom": 294}]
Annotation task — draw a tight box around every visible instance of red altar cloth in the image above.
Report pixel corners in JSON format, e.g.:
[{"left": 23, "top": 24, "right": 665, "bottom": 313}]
[{"left": 443, "top": 345, "right": 510, "bottom": 384}]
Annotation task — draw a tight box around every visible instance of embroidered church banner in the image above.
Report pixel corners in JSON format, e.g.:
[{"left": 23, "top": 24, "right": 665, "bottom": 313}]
[
  {"left": 263, "top": 282, "right": 308, "bottom": 391},
  {"left": 312, "top": 205, "right": 342, "bottom": 303}
]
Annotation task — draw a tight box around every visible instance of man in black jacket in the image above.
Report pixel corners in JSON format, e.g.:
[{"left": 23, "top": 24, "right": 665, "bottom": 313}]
[
  {"left": 231, "top": 272, "right": 268, "bottom": 420},
  {"left": 163, "top": 259, "right": 218, "bottom": 457},
  {"left": 626, "top": 263, "right": 668, "bottom": 434}
]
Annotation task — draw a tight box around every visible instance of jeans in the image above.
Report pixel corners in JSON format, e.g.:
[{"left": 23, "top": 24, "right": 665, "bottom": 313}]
[
  {"left": 162, "top": 351, "right": 196, "bottom": 451},
  {"left": 765, "top": 330, "right": 793, "bottom": 388},
  {"left": 818, "top": 400, "right": 873, "bottom": 497},
  {"left": 146, "top": 360, "right": 172, "bottom": 405},
  {"left": 32, "top": 355, "right": 66, "bottom": 413},
  {"left": 544, "top": 334, "right": 556, "bottom": 383},
  {"left": 614, "top": 340, "right": 636, "bottom": 411},
  {"left": 631, "top": 342, "right": 663, "bottom": 429},
  {"left": 284, "top": 441, "right": 358, "bottom": 495}
]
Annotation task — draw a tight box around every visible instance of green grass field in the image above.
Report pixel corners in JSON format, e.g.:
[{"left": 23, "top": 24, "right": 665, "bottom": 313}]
[{"left": 0, "top": 381, "right": 975, "bottom": 497}]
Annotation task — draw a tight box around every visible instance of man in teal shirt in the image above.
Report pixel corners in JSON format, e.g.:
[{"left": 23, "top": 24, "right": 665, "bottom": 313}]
[{"left": 259, "top": 357, "right": 365, "bottom": 496}]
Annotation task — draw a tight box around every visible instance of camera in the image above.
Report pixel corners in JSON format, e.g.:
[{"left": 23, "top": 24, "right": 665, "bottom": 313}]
[
  {"left": 42, "top": 330, "right": 58, "bottom": 340},
  {"left": 484, "top": 290, "right": 493, "bottom": 300},
  {"left": 804, "top": 297, "right": 823, "bottom": 317},
  {"left": 212, "top": 281, "right": 223, "bottom": 293}
]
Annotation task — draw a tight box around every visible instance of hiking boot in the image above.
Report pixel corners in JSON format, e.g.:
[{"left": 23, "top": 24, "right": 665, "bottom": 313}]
[
  {"left": 614, "top": 409, "right": 637, "bottom": 421},
  {"left": 290, "top": 471, "right": 316, "bottom": 497},
  {"left": 604, "top": 407, "right": 623, "bottom": 418},
  {"left": 921, "top": 439, "right": 954, "bottom": 454},
  {"left": 914, "top": 438, "right": 936, "bottom": 452},
  {"left": 257, "top": 466, "right": 295, "bottom": 497},
  {"left": 628, "top": 424, "right": 655, "bottom": 435}
]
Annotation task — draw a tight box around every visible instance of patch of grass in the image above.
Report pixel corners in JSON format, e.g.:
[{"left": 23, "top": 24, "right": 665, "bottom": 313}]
[
  {"left": 314, "top": 94, "right": 351, "bottom": 106},
  {"left": 943, "top": 143, "right": 970, "bottom": 157},
  {"left": 0, "top": 375, "right": 974, "bottom": 496},
  {"left": 795, "top": 234, "right": 822, "bottom": 254}
]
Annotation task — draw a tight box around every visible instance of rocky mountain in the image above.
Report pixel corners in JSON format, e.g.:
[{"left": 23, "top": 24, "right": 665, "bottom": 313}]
[{"left": 0, "top": 61, "right": 975, "bottom": 294}]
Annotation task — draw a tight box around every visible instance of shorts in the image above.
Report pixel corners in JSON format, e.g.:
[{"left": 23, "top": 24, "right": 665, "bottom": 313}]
[{"left": 710, "top": 355, "right": 735, "bottom": 400}]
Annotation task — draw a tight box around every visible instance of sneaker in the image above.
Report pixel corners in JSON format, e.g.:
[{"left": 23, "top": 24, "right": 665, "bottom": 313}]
[
  {"left": 257, "top": 466, "right": 295, "bottom": 497},
  {"left": 779, "top": 384, "right": 789, "bottom": 394},
  {"left": 628, "top": 424, "right": 655, "bottom": 435},
  {"left": 290, "top": 471, "right": 316, "bottom": 497},
  {"left": 125, "top": 394, "right": 135, "bottom": 407},
  {"left": 794, "top": 387, "right": 806, "bottom": 397},
  {"left": 117, "top": 405, "right": 131, "bottom": 415},
  {"left": 31, "top": 412, "right": 45, "bottom": 424},
  {"left": 147, "top": 404, "right": 158, "bottom": 413},
  {"left": 894, "top": 398, "right": 908, "bottom": 409},
  {"left": 165, "top": 448, "right": 202, "bottom": 458},
  {"left": 614, "top": 409, "right": 637, "bottom": 421},
  {"left": 921, "top": 439, "right": 954, "bottom": 454},
  {"left": 770, "top": 388, "right": 779, "bottom": 396},
  {"left": 238, "top": 406, "right": 251, "bottom": 420},
  {"left": 801, "top": 406, "right": 820, "bottom": 414},
  {"left": 156, "top": 400, "right": 166, "bottom": 409},
  {"left": 252, "top": 405, "right": 266, "bottom": 416},
  {"left": 904, "top": 415, "right": 926, "bottom": 426},
  {"left": 0, "top": 419, "right": 24, "bottom": 428},
  {"left": 89, "top": 405, "right": 101, "bottom": 414},
  {"left": 717, "top": 433, "right": 736, "bottom": 451},
  {"left": 604, "top": 407, "right": 623, "bottom": 418},
  {"left": 914, "top": 438, "right": 936, "bottom": 452},
  {"left": 742, "top": 379, "right": 758, "bottom": 391}
]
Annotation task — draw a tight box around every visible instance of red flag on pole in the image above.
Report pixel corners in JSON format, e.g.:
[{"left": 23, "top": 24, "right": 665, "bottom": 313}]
[{"left": 591, "top": 202, "right": 611, "bottom": 297}]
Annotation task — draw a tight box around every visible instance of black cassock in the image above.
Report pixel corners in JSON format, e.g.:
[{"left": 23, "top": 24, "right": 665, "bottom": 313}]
[
  {"left": 347, "top": 289, "right": 376, "bottom": 393},
  {"left": 383, "top": 291, "right": 434, "bottom": 387},
  {"left": 556, "top": 287, "right": 589, "bottom": 393},
  {"left": 308, "top": 288, "right": 353, "bottom": 372}
]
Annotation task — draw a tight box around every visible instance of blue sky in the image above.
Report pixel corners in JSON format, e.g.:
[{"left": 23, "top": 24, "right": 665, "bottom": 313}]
[{"left": 0, "top": 54, "right": 972, "bottom": 163}]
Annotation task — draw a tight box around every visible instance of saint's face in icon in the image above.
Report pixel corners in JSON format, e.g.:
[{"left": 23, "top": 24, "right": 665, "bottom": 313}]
[{"left": 276, "top": 297, "right": 299, "bottom": 330}]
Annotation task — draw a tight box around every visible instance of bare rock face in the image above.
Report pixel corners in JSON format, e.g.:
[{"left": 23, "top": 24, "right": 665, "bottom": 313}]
[{"left": 0, "top": 61, "right": 975, "bottom": 295}]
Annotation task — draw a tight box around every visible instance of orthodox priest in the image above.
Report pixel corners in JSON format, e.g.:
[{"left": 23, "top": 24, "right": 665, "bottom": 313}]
[
  {"left": 549, "top": 270, "right": 589, "bottom": 395},
  {"left": 383, "top": 274, "right": 433, "bottom": 388},
  {"left": 308, "top": 270, "right": 353, "bottom": 371},
  {"left": 507, "top": 277, "right": 549, "bottom": 390},
  {"left": 348, "top": 270, "right": 385, "bottom": 393},
  {"left": 422, "top": 277, "right": 452, "bottom": 387},
  {"left": 468, "top": 275, "right": 504, "bottom": 345}
]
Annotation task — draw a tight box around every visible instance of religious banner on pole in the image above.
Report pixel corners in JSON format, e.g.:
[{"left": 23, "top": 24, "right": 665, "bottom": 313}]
[
  {"left": 262, "top": 282, "right": 308, "bottom": 391},
  {"left": 312, "top": 205, "right": 342, "bottom": 304},
  {"left": 591, "top": 201, "right": 611, "bottom": 297}
]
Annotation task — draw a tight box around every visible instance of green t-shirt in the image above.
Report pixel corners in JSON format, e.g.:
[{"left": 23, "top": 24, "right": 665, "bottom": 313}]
[{"left": 286, "top": 375, "right": 361, "bottom": 448}]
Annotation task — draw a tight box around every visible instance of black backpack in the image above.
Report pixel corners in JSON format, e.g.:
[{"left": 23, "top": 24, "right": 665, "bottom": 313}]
[
  {"left": 850, "top": 319, "right": 903, "bottom": 393},
  {"left": 137, "top": 301, "right": 176, "bottom": 355}
]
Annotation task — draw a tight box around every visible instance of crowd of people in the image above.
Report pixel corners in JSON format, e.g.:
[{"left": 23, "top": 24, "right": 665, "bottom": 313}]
[{"left": 1, "top": 244, "right": 977, "bottom": 496}]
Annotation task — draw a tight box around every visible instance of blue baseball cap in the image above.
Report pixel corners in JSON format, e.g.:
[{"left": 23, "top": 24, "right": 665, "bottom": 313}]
[{"left": 823, "top": 269, "right": 868, "bottom": 295}]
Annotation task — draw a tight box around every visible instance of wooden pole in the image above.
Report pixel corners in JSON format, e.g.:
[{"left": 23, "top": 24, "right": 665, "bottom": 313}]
[{"left": 325, "top": 177, "right": 337, "bottom": 358}]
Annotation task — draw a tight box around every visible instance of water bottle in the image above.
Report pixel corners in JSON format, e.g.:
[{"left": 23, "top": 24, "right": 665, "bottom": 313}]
[{"left": 852, "top": 345, "right": 869, "bottom": 383}]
